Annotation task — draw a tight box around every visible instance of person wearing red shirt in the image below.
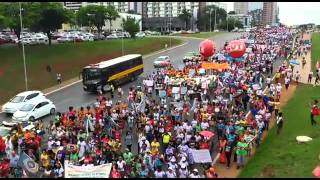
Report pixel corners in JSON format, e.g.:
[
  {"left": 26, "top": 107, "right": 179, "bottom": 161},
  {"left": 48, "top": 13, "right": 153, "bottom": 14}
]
[{"left": 0, "top": 159, "right": 10, "bottom": 178}]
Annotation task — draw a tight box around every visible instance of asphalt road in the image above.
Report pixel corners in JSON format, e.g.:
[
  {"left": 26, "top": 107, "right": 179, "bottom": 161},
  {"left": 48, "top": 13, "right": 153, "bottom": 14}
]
[
  {"left": 0, "top": 33, "right": 242, "bottom": 169},
  {"left": 0, "top": 32, "right": 241, "bottom": 121}
]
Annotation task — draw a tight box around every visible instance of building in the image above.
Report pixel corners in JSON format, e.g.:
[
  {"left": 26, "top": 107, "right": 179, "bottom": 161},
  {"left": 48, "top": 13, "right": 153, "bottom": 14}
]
[
  {"left": 262, "top": 2, "right": 277, "bottom": 26},
  {"left": 248, "top": 2, "right": 263, "bottom": 11},
  {"left": 105, "top": 13, "right": 142, "bottom": 31},
  {"left": 234, "top": 2, "right": 248, "bottom": 15},
  {"left": 128, "top": 2, "right": 142, "bottom": 14},
  {"left": 228, "top": 14, "right": 252, "bottom": 28},
  {"left": 63, "top": 2, "right": 131, "bottom": 13}
]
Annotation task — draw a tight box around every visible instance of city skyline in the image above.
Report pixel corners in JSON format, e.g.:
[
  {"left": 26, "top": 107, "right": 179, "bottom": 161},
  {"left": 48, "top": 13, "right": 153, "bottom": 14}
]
[{"left": 226, "top": 2, "right": 320, "bottom": 25}]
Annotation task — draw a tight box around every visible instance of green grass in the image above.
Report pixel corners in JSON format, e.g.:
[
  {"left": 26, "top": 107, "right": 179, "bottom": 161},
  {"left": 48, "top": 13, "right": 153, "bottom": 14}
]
[
  {"left": 311, "top": 32, "right": 320, "bottom": 72},
  {"left": 0, "top": 37, "right": 181, "bottom": 103},
  {"left": 175, "top": 32, "right": 223, "bottom": 39},
  {"left": 239, "top": 85, "right": 320, "bottom": 178}
]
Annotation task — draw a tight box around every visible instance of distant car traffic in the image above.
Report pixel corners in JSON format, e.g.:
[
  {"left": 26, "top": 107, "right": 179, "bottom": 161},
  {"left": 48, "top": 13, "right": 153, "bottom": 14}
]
[
  {"left": 153, "top": 56, "right": 171, "bottom": 68},
  {"left": 1, "top": 90, "right": 46, "bottom": 114},
  {"left": 12, "top": 99, "right": 56, "bottom": 122},
  {"left": 183, "top": 52, "right": 201, "bottom": 63}
]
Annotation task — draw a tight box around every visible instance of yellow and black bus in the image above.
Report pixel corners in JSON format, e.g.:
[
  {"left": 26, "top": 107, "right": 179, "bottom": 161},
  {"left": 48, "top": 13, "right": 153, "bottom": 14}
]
[{"left": 82, "top": 54, "right": 143, "bottom": 92}]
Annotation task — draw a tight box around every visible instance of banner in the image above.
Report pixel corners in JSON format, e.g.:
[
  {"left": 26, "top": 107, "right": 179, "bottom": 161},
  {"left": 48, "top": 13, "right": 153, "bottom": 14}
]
[
  {"left": 201, "top": 62, "right": 229, "bottom": 70},
  {"left": 18, "top": 152, "right": 39, "bottom": 177},
  {"left": 65, "top": 161, "right": 112, "bottom": 178}
]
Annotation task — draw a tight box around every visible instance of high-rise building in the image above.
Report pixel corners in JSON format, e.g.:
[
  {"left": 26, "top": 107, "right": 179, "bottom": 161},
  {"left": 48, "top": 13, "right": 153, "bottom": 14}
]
[
  {"left": 234, "top": 2, "right": 248, "bottom": 15},
  {"left": 248, "top": 2, "right": 263, "bottom": 11},
  {"left": 63, "top": 2, "right": 131, "bottom": 13},
  {"left": 262, "top": 2, "right": 277, "bottom": 26},
  {"left": 128, "top": 2, "right": 142, "bottom": 14}
]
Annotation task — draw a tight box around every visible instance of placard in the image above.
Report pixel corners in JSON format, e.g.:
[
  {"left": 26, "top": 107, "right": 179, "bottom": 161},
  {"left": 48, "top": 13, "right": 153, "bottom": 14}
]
[
  {"left": 159, "top": 90, "right": 167, "bottom": 98},
  {"left": 191, "top": 149, "right": 212, "bottom": 163},
  {"left": 144, "top": 80, "right": 154, "bottom": 87},
  {"left": 172, "top": 87, "right": 180, "bottom": 94}
]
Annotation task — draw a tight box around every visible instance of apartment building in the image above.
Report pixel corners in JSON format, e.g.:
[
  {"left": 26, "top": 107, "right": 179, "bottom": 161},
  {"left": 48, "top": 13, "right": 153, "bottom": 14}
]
[
  {"left": 248, "top": 2, "right": 263, "bottom": 11},
  {"left": 234, "top": 2, "right": 248, "bottom": 15},
  {"left": 63, "top": 2, "right": 130, "bottom": 13},
  {"left": 262, "top": 2, "right": 277, "bottom": 26}
]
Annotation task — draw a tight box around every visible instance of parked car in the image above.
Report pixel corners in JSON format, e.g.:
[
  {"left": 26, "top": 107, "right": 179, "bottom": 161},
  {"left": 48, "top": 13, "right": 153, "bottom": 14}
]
[
  {"left": 135, "top": 32, "right": 146, "bottom": 38},
  {"left": 57, "top": 36, "right": 73, "bottom": 43},
  {"left": 93, "top": 33, "right": 105, "bottom": 41},
  {"left": 153, "top": 56, "right": 171, "bottom": 68},
  {"left": 12, "top": 98, "right": 56, "bottom": 122},
  {"left": 32, "top": 33, "right": 49, "bottom": 45},
  {"left": 183, "top": 52, "right": 201, "bottom": 63},
  {"left": 106, "top": 34, "right": 119, "bottom": 39},
  {"left": 1, "top": 91, "right": 46, "bottom": 114}
]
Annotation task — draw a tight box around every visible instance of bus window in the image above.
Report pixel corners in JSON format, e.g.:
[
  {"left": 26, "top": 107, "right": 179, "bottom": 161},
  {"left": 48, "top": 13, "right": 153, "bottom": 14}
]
[{"left": 83, "top": 68, "right": 101, "bottom": 82}]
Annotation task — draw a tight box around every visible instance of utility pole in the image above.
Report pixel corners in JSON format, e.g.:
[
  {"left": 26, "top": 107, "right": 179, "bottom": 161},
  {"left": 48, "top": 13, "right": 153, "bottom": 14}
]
[
  {"left": 214, "top": 8, "right": 217, "bottom": 31},
  {"left": 19, "top": 2, "right": 28, "bottom": 91},
  {"left": 209, "top": 9, "right": 212, "bottom": 32}
]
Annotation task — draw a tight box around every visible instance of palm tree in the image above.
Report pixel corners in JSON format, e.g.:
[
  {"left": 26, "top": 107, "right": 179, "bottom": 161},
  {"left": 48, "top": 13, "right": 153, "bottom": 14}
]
[
  {"left": 105, "top": 5, "right": 120, "bottom": 32},
  {"left": 178, "top": 9, "right": 192, "bottom": 30}
]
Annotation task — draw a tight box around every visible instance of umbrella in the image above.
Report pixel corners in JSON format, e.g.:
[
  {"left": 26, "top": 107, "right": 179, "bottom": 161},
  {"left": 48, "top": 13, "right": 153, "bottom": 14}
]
[
  {"left": 313, "top": 166, "right": 320, "bottom": 178},
  {"left": 289, "top": 59, "right": 300, "bottom": 65},
  {"left": 200, "top": 131, "right": 215, "bottom": 139}
]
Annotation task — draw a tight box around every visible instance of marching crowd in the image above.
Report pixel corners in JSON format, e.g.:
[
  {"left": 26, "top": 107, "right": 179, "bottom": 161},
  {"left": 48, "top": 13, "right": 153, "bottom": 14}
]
[{"left": 0, "top": 26, "right": 299, "bottom": 178}]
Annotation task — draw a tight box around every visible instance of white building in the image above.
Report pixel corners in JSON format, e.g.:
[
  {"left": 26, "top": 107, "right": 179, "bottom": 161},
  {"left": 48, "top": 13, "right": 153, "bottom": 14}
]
[
  {"left": 63, "top": 2, "right": 131, "bottom": 13},
  {"left": 105, "top": 13, "right": 142, "bottom": 31},
  {"left": 234, "top": 2, "right": 248, "bottom": 15}
]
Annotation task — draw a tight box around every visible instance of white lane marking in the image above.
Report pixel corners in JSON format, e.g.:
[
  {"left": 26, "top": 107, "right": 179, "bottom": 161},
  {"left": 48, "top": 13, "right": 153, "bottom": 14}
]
[{"left": 44, "top": 79, "right": 82, "bottom": 96}]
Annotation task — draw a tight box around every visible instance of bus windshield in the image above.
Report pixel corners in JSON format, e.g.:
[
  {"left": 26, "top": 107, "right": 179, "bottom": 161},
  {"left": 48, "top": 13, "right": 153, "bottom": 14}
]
[{"left": 82, "top": 68, "right": 101, "bottom": 82}]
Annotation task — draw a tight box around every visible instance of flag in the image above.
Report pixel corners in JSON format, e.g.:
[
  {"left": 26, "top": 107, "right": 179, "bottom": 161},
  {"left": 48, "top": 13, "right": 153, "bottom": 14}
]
[{"left": 18, "top": 152, "right": 39, "bottom": 177}]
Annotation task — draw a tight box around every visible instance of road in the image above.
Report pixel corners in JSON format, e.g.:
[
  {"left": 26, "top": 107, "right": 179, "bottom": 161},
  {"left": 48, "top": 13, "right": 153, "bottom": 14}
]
[
  {"left": 0, "top": 33, "right": 242, "bottom": 172},
  {"left": 0, "top": 32, "right": 241, "bottom": 121}
]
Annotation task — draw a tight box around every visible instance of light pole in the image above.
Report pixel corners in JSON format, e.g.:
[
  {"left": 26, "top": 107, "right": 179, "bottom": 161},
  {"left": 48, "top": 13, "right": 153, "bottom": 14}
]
[
  {"left": 207, "top": 9, "right": 213, "bottom": 32},
  {"left": 227, "top": 15, "right": 229, "bottom": 32},
  {"left": 87, "top": 13, "right": 95, "bottom": 33},
  {"left": 214, "top": 8, "right": 217, "bottom": 31},
  {"left": 121, "top": 28, "right": 124, "bottom": 56},
  {"left": 19, "top": 2, "right": 28, "bottom": 91},
  {"left": 169, "top": 16, "right": 172, "bottom": 47}
]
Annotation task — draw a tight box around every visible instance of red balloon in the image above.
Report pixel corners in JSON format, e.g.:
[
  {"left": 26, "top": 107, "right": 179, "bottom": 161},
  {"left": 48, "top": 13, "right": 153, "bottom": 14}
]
[
  {"left": 226, "top": 40, "right": 246, "bottom": 58},
  {"left": 199, "top": 39, "right": 216, "bottom": 58}
]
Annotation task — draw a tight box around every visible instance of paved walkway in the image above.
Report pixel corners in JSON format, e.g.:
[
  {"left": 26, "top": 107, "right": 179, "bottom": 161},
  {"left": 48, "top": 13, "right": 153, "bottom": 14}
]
[{"left": 292, "top": 33, "right": 313, "bottom": 84}]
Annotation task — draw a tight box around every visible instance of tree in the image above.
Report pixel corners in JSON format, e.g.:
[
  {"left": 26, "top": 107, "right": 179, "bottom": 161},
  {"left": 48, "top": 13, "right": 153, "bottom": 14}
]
[
  {"left": 76, "top": 5, "right": 108, "bottom": 34},
  {"left": 218, "top": 17, "right": 243, "bottom": 32},
  {"left": 36, "top": 3, "right": 71, "bottom": 45},
  {"left": 0, "top": 15, "right": 6, "bottom": 30},
  {"left": 0, "top": 3, "right": 24, "bottom": 40},
  {"left": 105, "top": 5, "right": 120, "bottom": 32},
  {"left": 228, "top": 11, "right": 236, "bottom": 15},
  {"left": 178, "top": 9, "right": 192, "bottom": 30},
  {"left": 122, "top": 16, "right": 140, "bottom": 38}
]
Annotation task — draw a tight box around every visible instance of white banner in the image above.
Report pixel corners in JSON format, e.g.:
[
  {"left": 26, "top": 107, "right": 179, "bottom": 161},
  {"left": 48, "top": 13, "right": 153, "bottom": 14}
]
[
  {"left": 65, "top": 161, "right": 112, "bottom": 178},
  {"left": 191, "top": 149, "right": 212, "bottom": 163}
]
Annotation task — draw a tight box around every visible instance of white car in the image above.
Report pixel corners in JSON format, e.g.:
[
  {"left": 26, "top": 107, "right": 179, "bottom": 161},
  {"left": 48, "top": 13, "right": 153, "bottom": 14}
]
[
  {"left": 106, "top": 34, "right": 119, "bottom": 39},
  {"left": 1, "top": 91, "right": 46, "bottom": 114},
  {"left": 135, "top": 32, "right": 146, "bottom": 38},
  {"left": 12, "top": 99, "right": 56, "bottom": 122},
  {"left": 153, "top": 56, "right": 171, "bottom": 68},
  {"left": 57, "top": 36, "right": 73, "bottom": 43}
]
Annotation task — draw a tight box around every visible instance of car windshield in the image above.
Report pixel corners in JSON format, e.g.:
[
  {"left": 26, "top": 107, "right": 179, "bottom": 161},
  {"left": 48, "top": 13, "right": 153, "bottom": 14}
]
[
  {"left": 20, "top": 104, "right": 34, "bottom": 112},
  {"left": 10, "top": 96, "right": 25, "bottom": 103},
  {"left": 157, "top": 57, "right": 167, "bottom": 61}
]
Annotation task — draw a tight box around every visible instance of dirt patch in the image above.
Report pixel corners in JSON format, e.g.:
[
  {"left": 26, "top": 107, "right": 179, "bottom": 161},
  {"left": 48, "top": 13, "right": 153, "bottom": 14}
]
[{"left": 260, "top": 165, "right": 276, "bottom": 178}]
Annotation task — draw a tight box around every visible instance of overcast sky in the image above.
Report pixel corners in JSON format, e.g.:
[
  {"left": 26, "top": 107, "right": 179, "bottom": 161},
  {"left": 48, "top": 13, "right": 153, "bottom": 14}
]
[{"left": 225, "top": 2, "right": 320, "bottom": 25}]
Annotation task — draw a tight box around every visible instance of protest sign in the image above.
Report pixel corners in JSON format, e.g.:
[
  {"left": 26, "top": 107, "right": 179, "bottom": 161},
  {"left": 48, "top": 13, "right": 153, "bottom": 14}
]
[
  {"left": 64, "top": 161, "right": 112, "bottom": 178},
  {"left": 191, "top": 149, "right": 212, "bottom": 163}
]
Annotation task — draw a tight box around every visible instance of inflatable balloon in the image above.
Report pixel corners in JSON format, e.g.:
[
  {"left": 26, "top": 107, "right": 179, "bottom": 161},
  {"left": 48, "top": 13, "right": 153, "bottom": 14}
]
[
  {"left": 199, "top": 39, "right": 216, "bottom": 58},
  {"left": 226, "top": 40, "right": 246, "bottom": 58}
]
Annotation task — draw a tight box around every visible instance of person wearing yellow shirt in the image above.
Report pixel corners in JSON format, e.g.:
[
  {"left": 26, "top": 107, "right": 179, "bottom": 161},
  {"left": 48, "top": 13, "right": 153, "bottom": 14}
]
[
  {"left": 162, "top": 132, "right": 171, "bottom": 153},
  {"left": 201, "top": 111, "right": 209, "bottom": 121},
  {"left": 151, "top": 139, "right": 160, "bottom": 157},
  {"left": 40, "top": 150, "right": 50, "bottom": 169},
  {"left": 268, "top": 99, "right": 281, "bottom": 116}
]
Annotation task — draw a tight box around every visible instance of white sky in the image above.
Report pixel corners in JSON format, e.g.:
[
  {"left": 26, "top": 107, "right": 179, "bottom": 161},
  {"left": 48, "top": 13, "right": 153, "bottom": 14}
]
[{"left": 225, "top": 2, "right": 320, "bottom": 26}]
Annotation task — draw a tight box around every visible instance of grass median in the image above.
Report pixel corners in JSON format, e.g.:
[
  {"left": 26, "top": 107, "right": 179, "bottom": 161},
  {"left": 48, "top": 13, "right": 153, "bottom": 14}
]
[
  {"left": 239, "top": 84, "right": 320, "bottom": 178},
  {"left": 0, "top": 37, "right": 182, "bottom": 103},
  {"left": 175, "top": 32, "right": 223, "bottom": 39},
  {"left": 311, "top": 32, "right": 320, "bottom": 72}
]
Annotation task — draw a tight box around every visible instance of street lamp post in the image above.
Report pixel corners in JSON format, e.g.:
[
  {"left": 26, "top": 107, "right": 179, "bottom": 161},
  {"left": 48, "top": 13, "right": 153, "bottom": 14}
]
[
  {"left": 122, "top": 29, "right": 124, "bottom": 56},
  {"left": 209, "top": 10, "right": 212, "bottom": 32},
  {"left": 227, "top": 15, "right": 229, "bottom": 32},
  {"left": 214, "top": 8, "right": 217, "bottom": 31},
  {"left": 169, "top": 16, "right": 172, "bottom": 47},
  {"left": 19, "top": 2, "right": 28, "bottom": 91}
]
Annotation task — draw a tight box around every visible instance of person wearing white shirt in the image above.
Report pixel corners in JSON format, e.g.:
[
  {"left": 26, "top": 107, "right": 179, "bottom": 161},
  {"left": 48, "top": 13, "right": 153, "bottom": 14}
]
[
  {"left": 189, "top": 169, "right": 201, "bottom": 178},
  {"left": 200, "top": 121, "right": 209, "bottom": 130},
  {"left": 154, "top": 169, "right": 166, "bottom": 178},
  {"left": 166, "top": 167, "right": 177, "bottom": 178}
]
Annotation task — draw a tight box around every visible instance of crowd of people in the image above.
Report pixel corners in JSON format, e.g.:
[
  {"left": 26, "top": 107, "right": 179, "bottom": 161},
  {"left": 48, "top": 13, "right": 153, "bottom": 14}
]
[{"left": 0, "top": 26, "right": 299, "bottom": 178}]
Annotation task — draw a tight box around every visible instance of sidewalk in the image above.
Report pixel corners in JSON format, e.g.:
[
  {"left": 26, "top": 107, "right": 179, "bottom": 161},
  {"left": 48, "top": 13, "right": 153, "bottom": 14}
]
[{"left": 292, "top": 33, "right": 312, "bottom": 84}]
